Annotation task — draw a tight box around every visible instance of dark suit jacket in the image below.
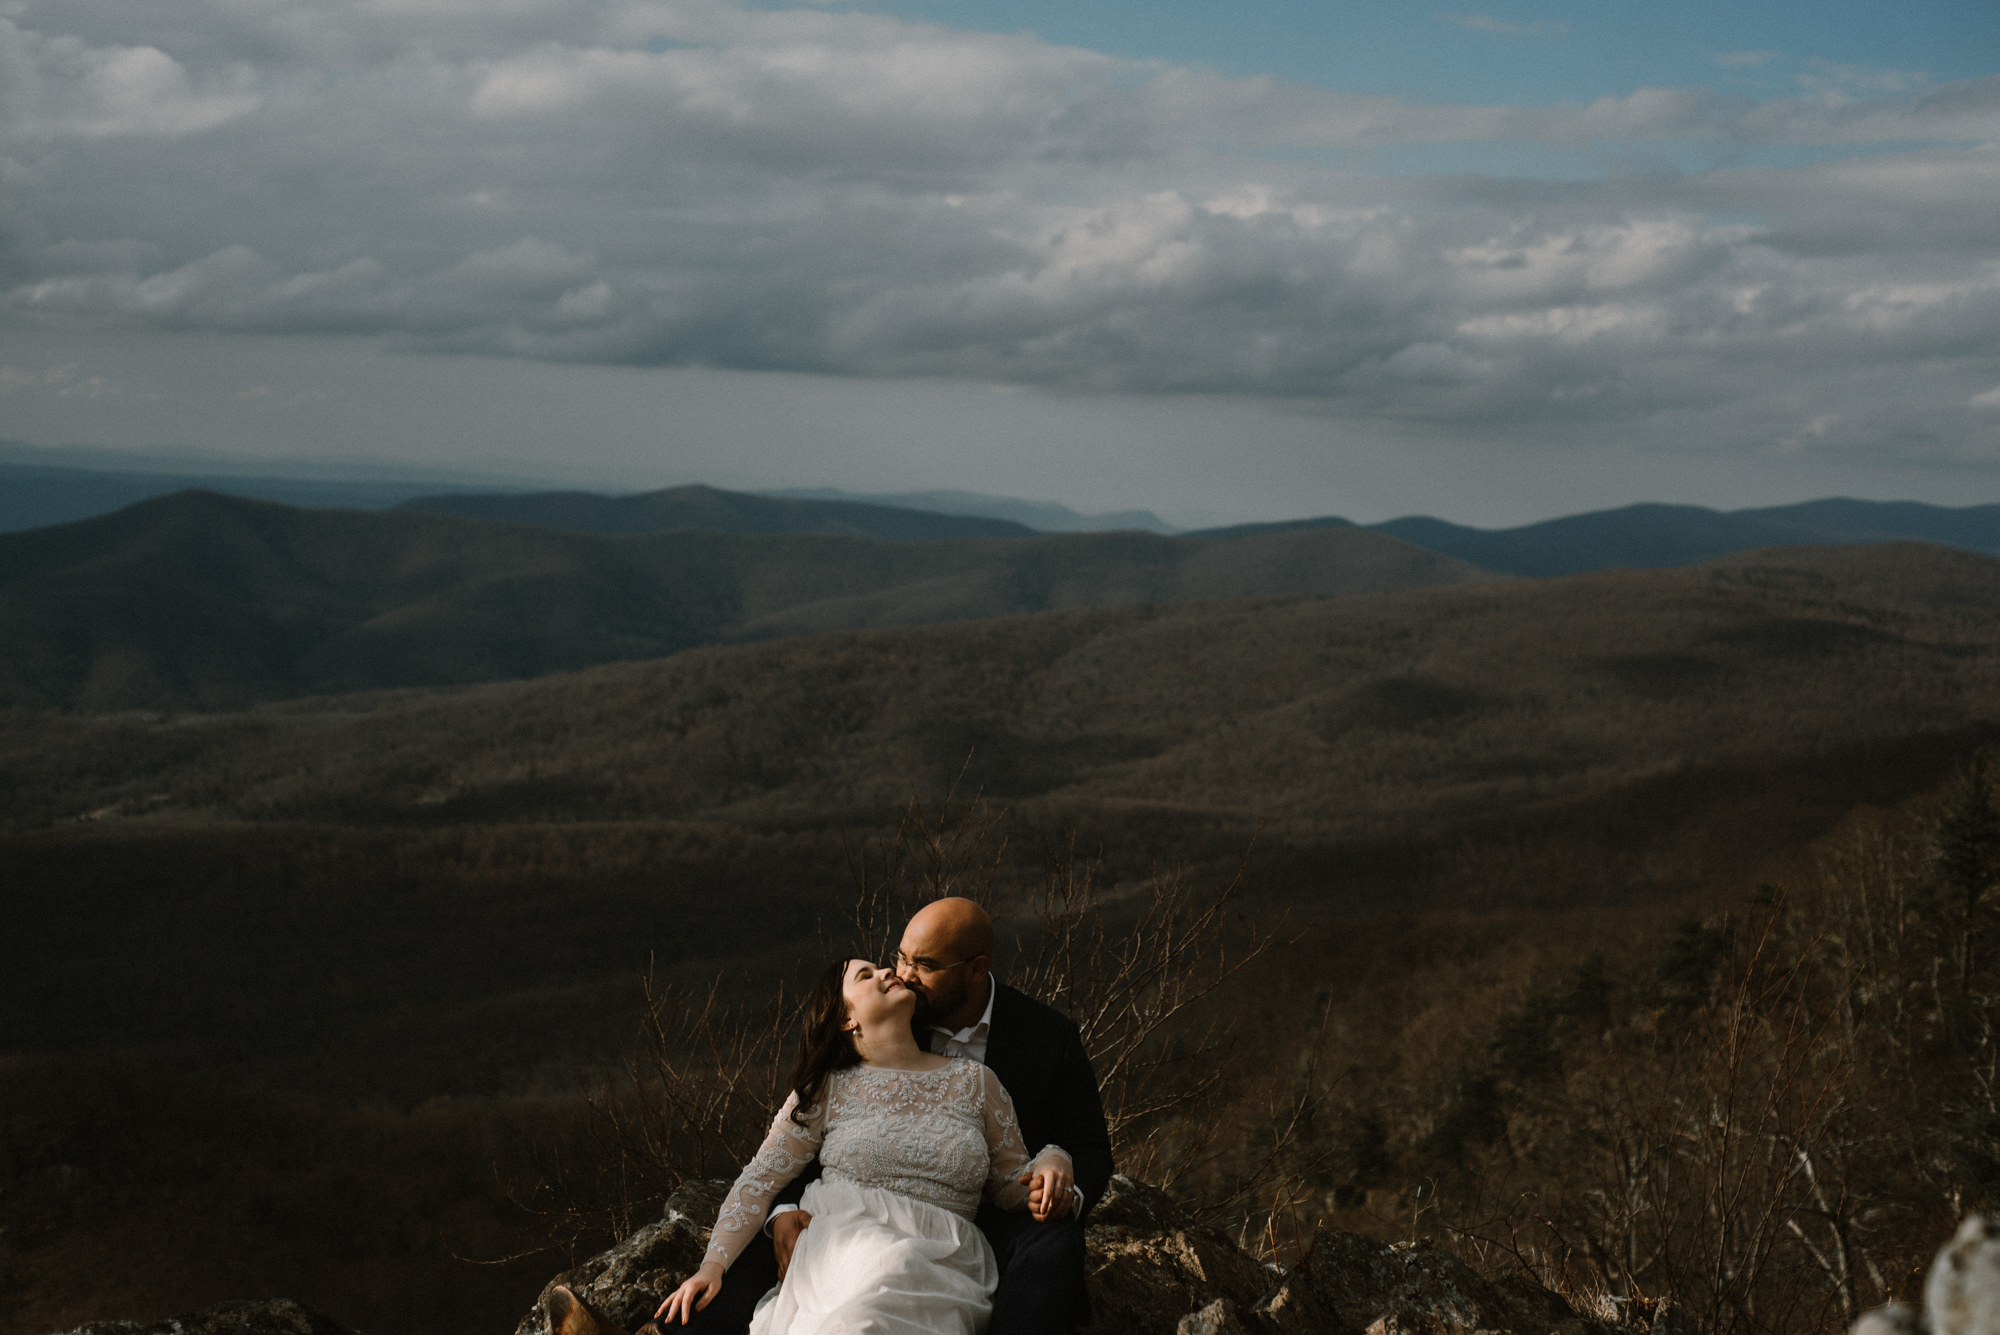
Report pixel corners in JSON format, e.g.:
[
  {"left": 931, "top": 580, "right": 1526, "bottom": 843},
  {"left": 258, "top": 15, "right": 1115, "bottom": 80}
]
[{"left": 773, "top": 980, "right": 1116, "bottom": 1220}]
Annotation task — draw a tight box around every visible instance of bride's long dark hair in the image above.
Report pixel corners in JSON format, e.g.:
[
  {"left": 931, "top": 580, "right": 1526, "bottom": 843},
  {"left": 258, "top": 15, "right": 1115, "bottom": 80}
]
[{"left": 787, "top": 959, "right": 864, "bottom": 1127}]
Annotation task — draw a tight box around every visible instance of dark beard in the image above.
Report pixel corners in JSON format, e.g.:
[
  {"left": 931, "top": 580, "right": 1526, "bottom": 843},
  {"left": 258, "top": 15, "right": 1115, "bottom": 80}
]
[{"left": 909, "top": 989, "right": 940, "bottom": 1027}]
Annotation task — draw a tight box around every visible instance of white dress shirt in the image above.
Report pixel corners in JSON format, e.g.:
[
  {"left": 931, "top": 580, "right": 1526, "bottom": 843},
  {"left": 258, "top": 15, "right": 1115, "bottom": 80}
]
[{"left": 926, "top": 977, "right": 996, "bottom": 1062}]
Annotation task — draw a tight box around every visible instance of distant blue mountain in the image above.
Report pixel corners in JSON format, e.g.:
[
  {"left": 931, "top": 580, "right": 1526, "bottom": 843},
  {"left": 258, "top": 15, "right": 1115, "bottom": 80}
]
[
  {"left": 1355, "top": 500, "right": 2000, "bottom": 577},
  {"left": 0, "top": 460, "right": 510, "bottom": 534},
  {"left": 9, "top": 448, "right": 1996, "bottom": 578},
  {"left": 1179, "top": 516, "right": 1355, "bottom": 541},
  {"left": 400, "top": 484, "right": 1035, "bottom": 541},
  {"left": 762, "top": 487, "right": 1176, "bottom": 534}
]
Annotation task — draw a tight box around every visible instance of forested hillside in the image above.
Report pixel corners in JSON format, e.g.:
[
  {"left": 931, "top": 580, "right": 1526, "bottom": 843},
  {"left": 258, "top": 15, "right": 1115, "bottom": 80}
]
[{"left": 6, "top": 540, "right": 1999, "bottom": 1335}]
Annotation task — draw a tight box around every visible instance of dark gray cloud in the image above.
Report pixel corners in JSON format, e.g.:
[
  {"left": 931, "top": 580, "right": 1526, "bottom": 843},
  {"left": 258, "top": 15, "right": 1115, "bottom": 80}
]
[{"left": 2, "top": 0, "right": 1997, "bottom": 480}]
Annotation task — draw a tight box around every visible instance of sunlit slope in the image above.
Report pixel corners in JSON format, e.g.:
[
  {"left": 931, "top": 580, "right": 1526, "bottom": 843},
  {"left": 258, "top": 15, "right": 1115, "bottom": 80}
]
[
  {"left": 14, "top": 540, "right": 1999, "bottom": 847},
  {"left": 0, "top": 489, "right": 1489, "bottom": 711}
]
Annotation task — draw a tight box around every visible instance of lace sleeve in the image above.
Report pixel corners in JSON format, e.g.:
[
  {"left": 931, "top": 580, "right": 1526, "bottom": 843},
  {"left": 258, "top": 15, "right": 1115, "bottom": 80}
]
[
  {"left": 980, "top": 1064, "right": 1072, "bottom": 1212},
  {"left": 705, "top": 1091, "right": 824, "bottom": 1268}
]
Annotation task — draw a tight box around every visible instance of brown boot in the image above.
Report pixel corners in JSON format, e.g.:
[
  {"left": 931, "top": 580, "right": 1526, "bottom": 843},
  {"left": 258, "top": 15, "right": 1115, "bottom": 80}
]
[{"left": 544, "top": 1284, "right": 632, "bottom": 1335}]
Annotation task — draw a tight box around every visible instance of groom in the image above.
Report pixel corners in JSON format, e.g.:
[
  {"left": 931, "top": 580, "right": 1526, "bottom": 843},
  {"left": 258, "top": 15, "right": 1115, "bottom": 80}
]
[{"left": 670, "top": 896, "right": 1114, "bottom": 1334}]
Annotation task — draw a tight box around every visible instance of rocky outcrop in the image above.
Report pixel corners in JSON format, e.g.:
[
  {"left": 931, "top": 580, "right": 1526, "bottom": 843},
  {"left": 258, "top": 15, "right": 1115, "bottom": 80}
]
[
  {"left": 49, "top": 1299, "right": 364, "bottom": 1335},
  {"left": 1081, "top": 1177, "right": 1665, "bottom": 1335},
  {"left": 34, "top": 1177, "right": 1653, "bottom": 1335},
  {"left": 507, "top": 1175, "right": 1627, "bottom": 1335},
  {"left": 512, "top": 1179, "right": 728, "bottom": 1335},
  {"left": 1285, "top": 1224, "right": 1664, "bottom": 1335},
  {"left": 44, "top": 1204, "right": 2000, "bottom": 1335}
]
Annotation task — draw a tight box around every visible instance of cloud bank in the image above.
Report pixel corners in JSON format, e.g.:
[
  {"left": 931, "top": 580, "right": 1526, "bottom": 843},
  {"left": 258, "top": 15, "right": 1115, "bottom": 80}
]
[{"left": 3, "top": 0, "right": 1998, "bottom": 468}]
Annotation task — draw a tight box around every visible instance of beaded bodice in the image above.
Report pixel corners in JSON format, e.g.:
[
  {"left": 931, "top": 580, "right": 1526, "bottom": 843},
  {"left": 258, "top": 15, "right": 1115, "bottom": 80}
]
[{"left": 703, "top": 1059, "right": 1062, "bottom": 1268}]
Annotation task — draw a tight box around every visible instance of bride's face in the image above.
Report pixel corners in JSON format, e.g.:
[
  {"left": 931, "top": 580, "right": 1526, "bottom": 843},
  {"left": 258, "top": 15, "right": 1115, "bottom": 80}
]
[{"left": 842, "top": 959, "right": 915, "bottom": 1032}]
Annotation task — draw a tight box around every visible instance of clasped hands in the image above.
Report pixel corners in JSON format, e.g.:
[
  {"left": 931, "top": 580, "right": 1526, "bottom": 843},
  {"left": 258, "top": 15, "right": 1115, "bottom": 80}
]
[{"left": 1019, "top": 1153, "right": 1076, "bottom": 1225}]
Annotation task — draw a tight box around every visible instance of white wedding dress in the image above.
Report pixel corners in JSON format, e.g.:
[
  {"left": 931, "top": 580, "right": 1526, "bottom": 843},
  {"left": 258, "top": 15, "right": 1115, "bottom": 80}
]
[{"left": 703, "top": 1059, "right": 1065, "bottom": 1335}]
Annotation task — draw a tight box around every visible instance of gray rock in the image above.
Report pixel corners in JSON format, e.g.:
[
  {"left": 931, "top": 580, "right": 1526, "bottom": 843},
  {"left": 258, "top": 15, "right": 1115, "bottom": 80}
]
[
  {"left": 1300, "top": 1228, "right": 1517, "bottom": 1335},
  {"left": 1930, "top": 1218, "right": 2000, "bottom": 1335},
  {"left": 512, "top": 1178, "right": 729, "bottom": 1335},
  {"left": 1084, "top": 1177, "right": 1277, "bottom": 1333},
  {"left": 48, "top": 1299, "right": 363, "bottom": 1335},
  {"left": 1092, "top": 1176, "right": 1197, "bottom": 1234},
  {"left": 1251, "top": 1268, "right": 1346, "bottom": 1335},
  {"left": 1177, "top": 1298, "right": 1250, "bottom": 1335}
]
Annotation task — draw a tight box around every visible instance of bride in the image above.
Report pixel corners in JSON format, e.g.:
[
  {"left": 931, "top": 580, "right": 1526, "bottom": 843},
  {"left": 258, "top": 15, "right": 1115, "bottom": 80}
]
[{"left": 655, "top": 957, "right": 1074, "bottom": 1334}]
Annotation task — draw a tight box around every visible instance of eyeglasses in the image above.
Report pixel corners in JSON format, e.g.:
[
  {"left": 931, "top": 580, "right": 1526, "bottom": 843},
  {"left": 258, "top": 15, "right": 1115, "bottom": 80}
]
[{"left": 894, "top": 953, "right": 979, "bottom": 977}]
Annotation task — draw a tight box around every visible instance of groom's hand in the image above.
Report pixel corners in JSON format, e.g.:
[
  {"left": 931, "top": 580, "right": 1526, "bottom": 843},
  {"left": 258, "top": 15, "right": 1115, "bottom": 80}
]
[
  {"left": 772, "top": 1208, "right": 812, "bottom": 1277},
  {"left": 1021, "top": 1160, "right": 1075, "bottom": 1221}
]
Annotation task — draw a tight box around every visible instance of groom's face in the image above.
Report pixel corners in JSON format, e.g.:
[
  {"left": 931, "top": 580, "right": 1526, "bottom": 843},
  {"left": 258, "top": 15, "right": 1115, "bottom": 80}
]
[{"left": 895, "top": 925, "right": 974, "bottom": 1026}]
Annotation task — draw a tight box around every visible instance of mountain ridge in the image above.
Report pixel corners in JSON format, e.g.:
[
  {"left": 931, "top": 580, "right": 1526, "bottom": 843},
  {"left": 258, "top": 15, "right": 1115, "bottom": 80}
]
[
  {"left": 0, "top": 489, "right": 1489, "bottom": 712},
  {"left": 396, "top": 483, "right": 1037, "bottom": 541},
  {"left": 759, "top": 486, "right": 1177, "bottom": 534},
  {"left": 1354, "top": 497, "right": 2000, "bottom": 576}
]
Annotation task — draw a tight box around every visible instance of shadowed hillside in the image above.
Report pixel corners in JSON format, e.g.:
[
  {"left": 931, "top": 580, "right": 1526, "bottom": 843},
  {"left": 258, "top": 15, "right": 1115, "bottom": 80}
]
[
  {"left": 0, "top": 491, "right": 1489, "bottom": 712},
  {"left": 12, "top": 540, "right": 1991, "bottom": 840},
  {"left": 6, "top": 541, "right": 2000, "bottom": 1082},
  {"left": 397, "top": 483, "right": 1036, "bottom": 540}
]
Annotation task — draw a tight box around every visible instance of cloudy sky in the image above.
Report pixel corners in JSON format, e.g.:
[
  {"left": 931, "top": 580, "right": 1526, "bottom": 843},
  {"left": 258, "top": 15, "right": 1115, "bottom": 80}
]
[{"left": 1, "top": 0, "right": 1996, "bottom": 526}]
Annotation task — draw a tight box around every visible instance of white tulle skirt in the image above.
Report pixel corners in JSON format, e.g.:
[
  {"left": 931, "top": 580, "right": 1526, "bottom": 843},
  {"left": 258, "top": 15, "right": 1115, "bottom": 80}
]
[{"left": 748, "top": 1176, "right": 998, "bottom": 1335}]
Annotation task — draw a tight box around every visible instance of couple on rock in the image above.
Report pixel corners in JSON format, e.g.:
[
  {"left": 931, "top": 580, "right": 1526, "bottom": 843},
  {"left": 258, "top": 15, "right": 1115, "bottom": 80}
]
[{"left": 548, "top": 896, "right": 1115, "bottom": 1335}]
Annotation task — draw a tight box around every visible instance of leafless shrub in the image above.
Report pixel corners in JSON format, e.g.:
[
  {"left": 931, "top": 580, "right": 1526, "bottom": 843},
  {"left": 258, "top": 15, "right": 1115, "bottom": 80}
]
[
  {"left": 1009, "top": 830, "right": 1303, "bottom": 1213},
  {"left": 518, "top": 971, "right": 800, "bottom": 1247},
  {"left": 842, "top": 782, "right": 1011, "bottom": 956},
  {"left": 1398, "top": 760, "right": 2000, "bottom": 1335}
]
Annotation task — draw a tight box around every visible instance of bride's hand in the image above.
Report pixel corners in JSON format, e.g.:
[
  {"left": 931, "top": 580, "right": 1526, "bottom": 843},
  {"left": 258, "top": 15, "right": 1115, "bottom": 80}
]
[
  {"left": 772, "top": 1208, "right": 813, "bottom": 1279},
  {"left": 656, "top": 1262, "right": 724, "bottom": 1326}
]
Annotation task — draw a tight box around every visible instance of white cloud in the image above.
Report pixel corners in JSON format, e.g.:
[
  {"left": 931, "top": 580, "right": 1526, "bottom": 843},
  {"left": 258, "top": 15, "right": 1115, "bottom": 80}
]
[
  {"left": 0, "top": 17, "right": 257, "bottom": 138},
  {"left": 0, "top": 0, "right": 1996, "bottom": 470}
]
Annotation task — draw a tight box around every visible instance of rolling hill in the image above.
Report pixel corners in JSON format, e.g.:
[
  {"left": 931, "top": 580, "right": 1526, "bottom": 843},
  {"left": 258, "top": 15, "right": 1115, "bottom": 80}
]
[
  {"left": 7, "top": 539, "right": 2000, "bottom": 1335},
  {"left": 0, "top": 489, "right": 1490, "bottom": 712},
  {"left": 14, "top": 538, "right": 1993, "bottom": 844},
  {"left": 6, "top": 537, "right": 1998, "bottom": 1087}
]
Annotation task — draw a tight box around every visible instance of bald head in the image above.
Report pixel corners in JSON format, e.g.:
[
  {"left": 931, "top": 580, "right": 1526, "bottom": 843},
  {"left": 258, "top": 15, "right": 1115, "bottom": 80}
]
[
  {"left": 896, "top": 897, "right": 994, "bottom": 1031},
  {"left": 906, "top": 897, "right": 993, "bottom": 960}
]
